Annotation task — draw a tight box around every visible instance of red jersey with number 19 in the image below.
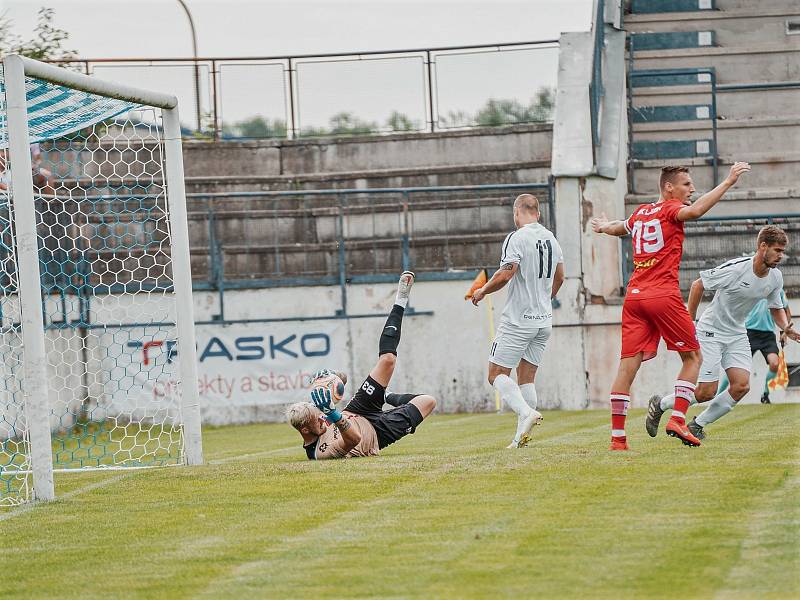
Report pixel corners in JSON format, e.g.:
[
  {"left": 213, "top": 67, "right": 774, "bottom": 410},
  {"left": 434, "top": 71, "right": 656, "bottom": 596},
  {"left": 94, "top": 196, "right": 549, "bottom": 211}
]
[{"left": 623, "top": 198, "right": 685, "bottom": 299}]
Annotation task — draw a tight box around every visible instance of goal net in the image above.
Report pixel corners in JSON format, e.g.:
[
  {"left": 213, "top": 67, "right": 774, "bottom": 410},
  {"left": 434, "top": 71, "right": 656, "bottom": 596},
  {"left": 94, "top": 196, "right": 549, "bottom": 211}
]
[{"left": 0, "top": 56, "right": 202, "bottom": 506}]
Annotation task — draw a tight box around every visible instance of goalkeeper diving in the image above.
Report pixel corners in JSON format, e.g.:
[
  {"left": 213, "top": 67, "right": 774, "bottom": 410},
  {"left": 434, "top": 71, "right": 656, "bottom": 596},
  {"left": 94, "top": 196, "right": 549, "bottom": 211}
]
[{"left": 286, "top": 271, "right": 437, "bottom": 459}]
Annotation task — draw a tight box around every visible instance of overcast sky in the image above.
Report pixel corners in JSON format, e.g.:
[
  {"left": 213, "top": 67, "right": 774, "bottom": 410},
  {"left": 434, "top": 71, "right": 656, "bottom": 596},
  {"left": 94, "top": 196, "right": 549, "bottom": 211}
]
[{"left": 4, "top": 0, "right": 593, "bottom": 130}]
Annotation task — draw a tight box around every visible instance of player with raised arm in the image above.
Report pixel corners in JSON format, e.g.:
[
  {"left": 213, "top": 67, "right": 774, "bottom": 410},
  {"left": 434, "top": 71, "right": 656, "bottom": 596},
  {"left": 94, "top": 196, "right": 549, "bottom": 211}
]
[
  {"left": 471, "top": 194, "right": 565, "bottom": 448},
  {"left": 591, "top": 162, "right": 750, "bottom": 450},
  {"left": 646, "top": 226, "right": 799, "bottom": 440},
  {"left": 286, "top": 271, "right": 437, "bottom": 460}
]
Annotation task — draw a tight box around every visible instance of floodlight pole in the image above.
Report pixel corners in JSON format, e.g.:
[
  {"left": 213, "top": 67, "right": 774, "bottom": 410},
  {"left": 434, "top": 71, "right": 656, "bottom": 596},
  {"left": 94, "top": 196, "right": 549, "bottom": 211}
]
[
  {"left": 176, "top": 0, "right": 203, "bottom": 132},
  {"left": 3, "top": 55, "right": 56, "bottom": 502}
]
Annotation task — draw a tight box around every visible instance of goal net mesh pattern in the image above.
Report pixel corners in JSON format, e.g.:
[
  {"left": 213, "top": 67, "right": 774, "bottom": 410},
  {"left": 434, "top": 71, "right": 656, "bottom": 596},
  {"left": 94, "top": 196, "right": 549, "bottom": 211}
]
[{"left": 1, "top": 70, "right": 186, "bottom": 506}]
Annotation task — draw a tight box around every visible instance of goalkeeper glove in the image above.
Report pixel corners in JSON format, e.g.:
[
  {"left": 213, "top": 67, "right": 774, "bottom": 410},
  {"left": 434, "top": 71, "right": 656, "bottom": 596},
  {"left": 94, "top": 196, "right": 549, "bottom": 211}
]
[
  {"left": 310, "top": 386, "right": 342, "bottom": 423},
  {"left": 312, "top": 368, "right": 335, "bottom": 382}
]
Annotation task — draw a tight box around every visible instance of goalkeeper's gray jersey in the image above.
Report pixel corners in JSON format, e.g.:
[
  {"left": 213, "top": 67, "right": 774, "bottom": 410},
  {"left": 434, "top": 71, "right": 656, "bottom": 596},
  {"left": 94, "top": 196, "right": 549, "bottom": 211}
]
[{"left": 498, "top": 222, "right": 563, "bottom": 332}]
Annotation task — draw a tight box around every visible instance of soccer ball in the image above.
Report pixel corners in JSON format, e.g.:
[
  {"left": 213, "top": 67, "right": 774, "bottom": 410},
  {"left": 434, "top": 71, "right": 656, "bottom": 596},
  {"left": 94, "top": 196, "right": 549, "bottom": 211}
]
[{"left": 312, "top": 373, "right": 345, "bottom": 403}]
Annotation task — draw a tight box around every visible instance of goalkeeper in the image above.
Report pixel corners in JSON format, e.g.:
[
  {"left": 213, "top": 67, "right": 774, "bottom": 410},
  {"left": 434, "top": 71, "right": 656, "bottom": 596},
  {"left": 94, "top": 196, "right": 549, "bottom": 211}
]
[{"left": 286, "top": 271, "right": 436, "bottom": 460}]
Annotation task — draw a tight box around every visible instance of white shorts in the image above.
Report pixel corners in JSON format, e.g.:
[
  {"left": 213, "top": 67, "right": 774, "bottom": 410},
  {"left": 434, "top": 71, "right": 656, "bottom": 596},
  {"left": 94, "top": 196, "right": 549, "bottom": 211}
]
[
  {"left": 697, "top": 332, "right": 752, "bottom": 383},
  {"left": 489, "top": 324, "right": 552, "bottom": 369}
]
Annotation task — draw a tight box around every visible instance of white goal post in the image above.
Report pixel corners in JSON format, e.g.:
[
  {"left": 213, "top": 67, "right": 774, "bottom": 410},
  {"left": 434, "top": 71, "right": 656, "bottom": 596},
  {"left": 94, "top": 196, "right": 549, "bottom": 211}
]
[{"left": 0, "top": 55, "right": 202, "bottom": 505}]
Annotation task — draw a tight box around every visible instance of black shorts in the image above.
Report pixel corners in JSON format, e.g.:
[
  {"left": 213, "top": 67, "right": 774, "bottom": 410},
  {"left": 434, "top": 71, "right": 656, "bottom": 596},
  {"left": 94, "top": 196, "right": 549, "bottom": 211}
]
[
  {"left": 747, "top": 329, "right": 780, "bottom": 359},
  {"left": 345, "top": 375, "right": 424, "bottom": 449}
]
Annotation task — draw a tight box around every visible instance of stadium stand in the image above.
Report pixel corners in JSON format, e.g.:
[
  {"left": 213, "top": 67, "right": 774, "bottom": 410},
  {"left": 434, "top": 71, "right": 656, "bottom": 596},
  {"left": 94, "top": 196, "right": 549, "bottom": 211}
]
[
  {"left": 624, "top": 0, "right": 800, "bottom": 290},
  {"left": 33, "top": 2, "right": 798, "bottom": 296},
  {"left": 36, "top": 123, "right": 554, "bottom": 286}
]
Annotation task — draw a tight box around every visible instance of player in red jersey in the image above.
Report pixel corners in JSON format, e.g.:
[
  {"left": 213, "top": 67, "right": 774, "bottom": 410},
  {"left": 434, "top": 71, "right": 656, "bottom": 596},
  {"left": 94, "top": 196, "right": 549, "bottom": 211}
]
[{"left": 591, "top": 162, "right": 751, "bottom": 450}]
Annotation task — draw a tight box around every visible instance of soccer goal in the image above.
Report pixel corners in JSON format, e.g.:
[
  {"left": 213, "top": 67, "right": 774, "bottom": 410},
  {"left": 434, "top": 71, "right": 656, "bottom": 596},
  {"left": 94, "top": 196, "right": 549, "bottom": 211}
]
[{"left": 0, "top": 55, "right": 202, "bottom": 506}]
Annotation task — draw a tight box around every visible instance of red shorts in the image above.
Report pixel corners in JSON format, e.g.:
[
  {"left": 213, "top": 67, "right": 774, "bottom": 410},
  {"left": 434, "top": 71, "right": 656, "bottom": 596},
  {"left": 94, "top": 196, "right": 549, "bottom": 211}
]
[{"left": 621, "top": 294, "right": 699, "bottom": 361}]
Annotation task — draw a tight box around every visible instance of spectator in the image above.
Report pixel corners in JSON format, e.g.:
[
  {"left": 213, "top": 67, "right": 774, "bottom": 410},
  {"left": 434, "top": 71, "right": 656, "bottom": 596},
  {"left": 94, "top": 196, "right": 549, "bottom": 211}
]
[{"left": 0, "top": 144, "right": 56, "bottom": 197}]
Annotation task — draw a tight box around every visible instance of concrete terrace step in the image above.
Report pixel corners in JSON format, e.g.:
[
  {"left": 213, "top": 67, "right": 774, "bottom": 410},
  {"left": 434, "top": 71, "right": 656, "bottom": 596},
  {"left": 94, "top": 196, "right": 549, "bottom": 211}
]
[
  {"left": 44, "top": 161, "right": 551, "bottom": 198},
  {"left": 182, "top": 161, "right": 552, "bottom": 194},
  {"left": 186, "top": 197, "right": 519, "bottom": 246},
  {"left": 40, "top": 124, "right": 554, "bottom": 181},
  {"left": 189, "top": 232, "right": 508, "bottom": 282},
  {"left": 630, "top": 44, "right": 800, "bottom": 84},
  {"left": 716, "top": 0, "right": 799, "bottom": 11},
  {"left": 627, "top": 8, "right": 800, "bottom": 48},
  {"left": 629, "top": 0, "right": 716, "bottom": 14},
  {"left": 630, "top": 71, "right": 716, "bottom": 88},
  {"left": 631, "top": 104, "right": 713, "bottom": 123},
  {"left": 631, "top": 117, "right": 800, "bottom": 153},
  {"left": 181, "top": 123, "right": 553, "bottom": 178},
  {"left": 625, "top": 187, "right": 800, "bottom": 217},
  {"left": 631, "top": 139, "right": 713, "bottom": 160},
  {"left": 631, "top": 85, "right": 800, "bottom": 121},
  {"left": 630, "top": 154, "right": 800, "bottom": 192},
  {"left": 630, "top": 31, "right": 716, "bottom": 52}
]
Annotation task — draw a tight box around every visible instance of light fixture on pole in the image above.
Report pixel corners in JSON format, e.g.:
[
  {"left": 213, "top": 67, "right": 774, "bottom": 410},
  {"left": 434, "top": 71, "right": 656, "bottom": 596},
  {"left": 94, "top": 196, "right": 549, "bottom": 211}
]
[{"left": 176, "top": 0, "right": 202, "bottom": 132}]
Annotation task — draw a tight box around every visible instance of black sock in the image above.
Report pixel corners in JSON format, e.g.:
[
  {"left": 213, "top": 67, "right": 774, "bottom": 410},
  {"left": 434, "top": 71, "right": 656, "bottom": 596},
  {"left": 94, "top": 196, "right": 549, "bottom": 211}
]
[
  {"left": 385, "top": 393, "right": 417, "bottom": 407},
  {"left": 378, "top": 304, "right": 404, "bottom": 356}
]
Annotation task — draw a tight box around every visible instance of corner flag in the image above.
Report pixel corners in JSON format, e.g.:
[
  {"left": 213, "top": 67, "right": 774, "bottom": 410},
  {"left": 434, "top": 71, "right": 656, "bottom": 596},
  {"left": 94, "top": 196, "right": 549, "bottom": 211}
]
[
  {"left": 464, "top": 269, "right": 501, "bottom": 412},
  {"left": 464, "top": 269, "right": 488, "bottom": 300},
  {"left": 768, "top": 350, "right": 789, "bottom": 391}
]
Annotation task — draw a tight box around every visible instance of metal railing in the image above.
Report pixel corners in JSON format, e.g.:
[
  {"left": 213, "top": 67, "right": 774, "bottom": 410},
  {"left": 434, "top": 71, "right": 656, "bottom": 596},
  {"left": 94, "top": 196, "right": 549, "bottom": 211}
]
[
  {"left": 627, "top": 67, "right": 719, "bottom": 193},
  {"left": 3, "top": 183, "right": 553, "bottom": 322},
  {"left": 627, "top": 30, "right": 800, "bottom": 193},
  {"left": 188, "top": 183, "right": 554, "bottom": 319},
  {"left": 46, "top": 41, "right": 559, "bottom": 140},
  {"left": 621, "top": 214, "right": 800, "bottom": 292}
]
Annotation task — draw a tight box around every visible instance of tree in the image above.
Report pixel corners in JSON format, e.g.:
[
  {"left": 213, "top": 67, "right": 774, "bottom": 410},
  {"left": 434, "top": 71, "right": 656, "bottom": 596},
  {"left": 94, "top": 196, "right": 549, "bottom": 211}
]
[
  {"left": 222, "top": 116, "right": 287, "bottom": 139},
  {"left": 0, "top": 7, "right": 77, "bottom": 61},
  {"left": 439, "top": 86, "right": 556, "bottom": 128},
  {"left": 386, "top": 111, "right": 419, "bottom": 132},
  {"left": 327, "top": 112, "right": 379, "bottom": 135}
]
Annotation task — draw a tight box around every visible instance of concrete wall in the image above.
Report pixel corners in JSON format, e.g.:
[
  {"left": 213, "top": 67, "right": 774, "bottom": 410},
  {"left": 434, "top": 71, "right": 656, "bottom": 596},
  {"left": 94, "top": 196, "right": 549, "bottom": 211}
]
[
  {"left": 4, "top": 276, "right": 797, "bottom": 438},
  {"left": 626, "top": 0, "right": 800, "bottom": 206},
  {"left": 41, "top": 123, "right": 554, "bottom": 194},
  {"left": 197, "top": 284, "right": 800, "bottom": 419},
  {"left": 181, "top": 124, "right": 553, "bottom": 178}
]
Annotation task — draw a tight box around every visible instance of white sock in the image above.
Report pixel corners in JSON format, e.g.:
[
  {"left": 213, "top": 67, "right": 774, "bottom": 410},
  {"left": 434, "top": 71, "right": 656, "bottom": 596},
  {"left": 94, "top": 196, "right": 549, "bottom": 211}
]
[
  {"left": 494, "top": 374, "right": 533, "bottom": 441},
  {"left": 394, "top": 298, "right": 408, "bottom": 309},
  {"left": 659, "top": 392, "right": 697, "bottom": 412},
  {"left": 493, "top": 374, "right": 530, "bottom": 417},
  {"left": 696, "top": 389, "right": 736, "bottom": 427},
  {"left": 519, "top": 383, "right": 538, "bottom": 410}
]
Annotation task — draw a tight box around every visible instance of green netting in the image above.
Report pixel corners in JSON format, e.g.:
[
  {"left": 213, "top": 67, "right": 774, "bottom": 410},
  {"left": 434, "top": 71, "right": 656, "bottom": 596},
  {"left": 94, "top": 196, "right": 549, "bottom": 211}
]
[
  {"left": 38, "top": 109, "right": 185, "bottom": 470},
  {"left": 1, "top": 75, "right": 187, "bottom": 505}
]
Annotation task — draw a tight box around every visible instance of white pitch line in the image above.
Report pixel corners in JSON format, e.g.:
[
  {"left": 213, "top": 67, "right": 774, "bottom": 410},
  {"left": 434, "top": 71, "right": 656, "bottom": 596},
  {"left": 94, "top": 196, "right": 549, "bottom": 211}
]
[
  {"left": 427, "top": 415, "right": 485, "bottom": 427},
  {"left": 0, "top": 416, "right": 610, "bottom": 521},
  {"left": 0, "top": 472, "right": 133, "bottom": 523},
  {"left": 208, "top": 446, "right": 297, "bottom": 465}
]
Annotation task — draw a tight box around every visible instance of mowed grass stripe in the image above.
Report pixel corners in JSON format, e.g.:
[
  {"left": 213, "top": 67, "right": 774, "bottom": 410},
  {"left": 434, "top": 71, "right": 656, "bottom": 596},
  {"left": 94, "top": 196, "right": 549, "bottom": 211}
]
[
  {"left": 195, "top": 407, "right": 799, "bottom": 598},
  {"left": 2, "top": 406, "right": 798, "bottom": 599},
  {"left": 194, "top": 412, "right": 611, "bottom": 596},
  {"left": 715, "top": 445, "right": 800, "bottom": 598}
]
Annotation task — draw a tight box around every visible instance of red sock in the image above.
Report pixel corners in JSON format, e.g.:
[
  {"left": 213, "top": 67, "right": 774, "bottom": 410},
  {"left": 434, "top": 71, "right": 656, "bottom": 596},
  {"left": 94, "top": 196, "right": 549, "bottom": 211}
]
[
  {"left": 670, "top": 380, "right": 696, "bottom": 425},
  {"left": 610, "top": 392, "right": 630, "bottom": 441}
]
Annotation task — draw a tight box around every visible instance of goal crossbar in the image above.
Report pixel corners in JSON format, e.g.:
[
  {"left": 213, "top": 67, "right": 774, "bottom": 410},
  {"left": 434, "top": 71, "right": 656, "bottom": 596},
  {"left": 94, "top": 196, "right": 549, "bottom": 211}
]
[
  {"left": 1, "top": 55, "right": 203, "bottom": 505},
  {"left": 12, "top": 55, "right": 178, "bottom": 110}
]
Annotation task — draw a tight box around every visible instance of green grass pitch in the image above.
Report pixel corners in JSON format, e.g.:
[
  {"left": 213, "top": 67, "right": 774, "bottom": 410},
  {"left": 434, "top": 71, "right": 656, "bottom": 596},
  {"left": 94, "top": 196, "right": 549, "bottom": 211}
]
[{"left": 3, "top": 405, "right": 799, "bottom": 599}]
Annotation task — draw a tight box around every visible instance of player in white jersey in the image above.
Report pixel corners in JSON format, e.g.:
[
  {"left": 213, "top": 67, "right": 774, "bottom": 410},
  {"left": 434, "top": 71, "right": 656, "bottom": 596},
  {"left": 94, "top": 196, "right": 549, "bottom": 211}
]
[
  {"left": 471, "top": 194, "right": 564, "bottom": 448},
  {"left": 646, "top": 225, "right": 799, "bottom": 440}
]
